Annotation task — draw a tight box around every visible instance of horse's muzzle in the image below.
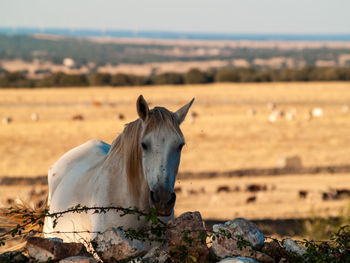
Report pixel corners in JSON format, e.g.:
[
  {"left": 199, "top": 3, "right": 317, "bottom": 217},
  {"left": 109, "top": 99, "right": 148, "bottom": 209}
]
[{"left": 150, "top": 190, "right": 176, "bottom": 216}]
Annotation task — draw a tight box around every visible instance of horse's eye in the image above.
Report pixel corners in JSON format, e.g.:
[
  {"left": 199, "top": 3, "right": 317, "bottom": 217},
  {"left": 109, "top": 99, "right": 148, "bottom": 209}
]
[
  {"left": 178, "top": 143, "right": 185, "bottom": 151},
  {"left": 141, "top": 142, "right": 148, "bottom": 151}
]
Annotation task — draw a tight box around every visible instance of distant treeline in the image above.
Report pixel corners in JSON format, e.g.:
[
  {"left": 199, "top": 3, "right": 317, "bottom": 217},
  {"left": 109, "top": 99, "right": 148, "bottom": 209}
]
[
  {"left": 1, "top": 67, "right": 350, "bottom": 88},
  {"left": 2, "top": 34, "right": 350, "bottom": 66}
]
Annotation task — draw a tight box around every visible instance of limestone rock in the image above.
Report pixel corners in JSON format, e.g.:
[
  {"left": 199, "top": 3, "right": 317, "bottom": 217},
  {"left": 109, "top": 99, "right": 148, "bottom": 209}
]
[
  {"left": 217, "top": 257, "right": 259, "bottom": 263},
  {"left": 91, "top": 227, "right": 146, "bottom": 262},
  {"left": 166, "top": 211, "right": 209, "bottom": 262},
  {"left": 211, "top": 218, "right": 264, "bottom": 258},
  {"left": 26, "top": 237, "right": 88, "bottom": 262},
  {"left": 282, "top": 238, "right": 306, "bottom": 257},
  {"left": 59, "top": 256, "right": 97, "bottom": 263}
]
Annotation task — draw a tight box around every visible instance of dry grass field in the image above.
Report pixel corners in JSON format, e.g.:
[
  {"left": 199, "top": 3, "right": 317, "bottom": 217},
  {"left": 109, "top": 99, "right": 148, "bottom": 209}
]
[{"left": 1, "top": 82, "right": 350, "bottom": 222}]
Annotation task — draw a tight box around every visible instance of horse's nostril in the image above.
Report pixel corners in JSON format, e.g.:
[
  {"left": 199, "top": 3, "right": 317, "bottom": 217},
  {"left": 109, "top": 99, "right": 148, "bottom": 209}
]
[
  {"left": 167, "top": 193, "right": 176, "bottom": 205},
  {"left": 150, "top": 191, "right": 159, "bottom": 203}
]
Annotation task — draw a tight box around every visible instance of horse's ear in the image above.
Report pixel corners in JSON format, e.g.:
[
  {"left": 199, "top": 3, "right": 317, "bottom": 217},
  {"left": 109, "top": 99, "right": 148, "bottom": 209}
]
[
  {"left": 137, "top": 95, "right": 149, "bottom": 121},
  {"left": 175, "top": 98, "right": 195, "bottom": 125}
]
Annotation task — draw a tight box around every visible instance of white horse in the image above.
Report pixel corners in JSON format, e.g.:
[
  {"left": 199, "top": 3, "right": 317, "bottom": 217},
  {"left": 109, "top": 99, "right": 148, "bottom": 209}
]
[{"left": 43, "top": 95, "right": 194, "bottom": 243}]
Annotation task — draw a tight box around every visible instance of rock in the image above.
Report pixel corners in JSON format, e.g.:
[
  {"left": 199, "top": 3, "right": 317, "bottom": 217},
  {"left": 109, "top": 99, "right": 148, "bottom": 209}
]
[
  {"left": 166, "top": 211, "right": 209, "bottom": 262},
  {"left": 211, "top": 218, "right": 264, "bottom": 258},
  {"left": 282, "top": 238, "right": 306, "bottom": 257},
  {"left": 141, "top": 247, "right": 170, "bottom": 263},
  {"left": 91, "top": 227, "right": 146, "bottom": 262},
  {"left": 217, "top": 256, "right": 259, "bottom": 263},
  {"left": 59, "top": 256, "right": 97, "bottom": 263},
  {"left": 254, "top": 251, "right": 275, "bottom": 263},
  {"left": 262, "top": 241, "right": 289, "bottom": 261},
  {"left": 26, "top": 237, "right": 89, "bottom": 262},
  {"left": 0, "top": 251, "right": 29, "bottom": 263},
  {"left": 276, "top": 156, "right": 302, "bottom": 170}
]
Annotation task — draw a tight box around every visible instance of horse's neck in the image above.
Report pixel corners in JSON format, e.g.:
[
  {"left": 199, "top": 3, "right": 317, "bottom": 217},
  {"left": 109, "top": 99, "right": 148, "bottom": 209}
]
[{"left": 102, "top": 131, "right": 150, "bottom": 211}]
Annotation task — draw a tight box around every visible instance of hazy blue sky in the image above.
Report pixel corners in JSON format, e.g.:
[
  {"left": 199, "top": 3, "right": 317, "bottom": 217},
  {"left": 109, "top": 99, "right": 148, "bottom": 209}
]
[{"left": 1, "top": 0, "right": 349, "bottom": 34}]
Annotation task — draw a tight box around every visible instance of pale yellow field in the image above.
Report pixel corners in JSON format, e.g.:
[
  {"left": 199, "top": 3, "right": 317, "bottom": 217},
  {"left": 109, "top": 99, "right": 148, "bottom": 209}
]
[
  {"left": 1, "top": 82, "right": 350, "bottom": 177},
  {"left": 1, "top": 82, "right": 350, "bottom": 234}
]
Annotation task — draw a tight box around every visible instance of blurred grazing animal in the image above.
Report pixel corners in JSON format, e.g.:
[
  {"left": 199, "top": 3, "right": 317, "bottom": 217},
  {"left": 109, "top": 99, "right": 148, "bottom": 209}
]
[
  {"left": 335, "top": 189, "right": 350, "bottom": 198},
  {"left": 267, "top": 102, "right": 276, "bottom": 110},
  {"left": 2, "top": 117, "right": 12, "bottom": 125},
  {"left": 1, "top": 95, "right": 195, "bottom": 243},
  {"left": 174, "top": 186, "right": 182, "bottom": 194},
  {"left": 6, "top": 198, "right": 14, "bottom": 205},
  {"left": 72, "top": 114, "right": 84, "bottom": 121},
  {"left": 117, "top": 113, "right": 125, "bottom": 120},
  {"left": 268, "top": 110, "right": 284, "bottom": 123},
  {"left": 246, "top": 184, "right": 267, "bottom": 192},
  {"left": 322, "top": 191, "right": 339, "bottom": 201},
  {"left": 246, "top": 196, "right": 257, "bottom": 204},
  {"left": 92, "top": 101, "right": 102, "bottom": 107},
  {"left": 268, "top": 113, "right": 278, "bottom": 123},
  {"left": 31, "top": 113, "right": 39, "bottom": 121},
  {"left": 247, "top": 109, "right": 256, "bottom": 116},
  {"left": 312, "top": 108, "right": 323, "bottom": 118},
  {"left": 299, "top": 190, "right": 308, "bottom": 199},
  {"left": 217, "top": 186, "right": 230, "bottom": 193},
  {"left": 188, "top": 189, "right": 198, "bottom": 195},
  {"left": 188, "top": 111, "right": 199, "bottom": 124}
]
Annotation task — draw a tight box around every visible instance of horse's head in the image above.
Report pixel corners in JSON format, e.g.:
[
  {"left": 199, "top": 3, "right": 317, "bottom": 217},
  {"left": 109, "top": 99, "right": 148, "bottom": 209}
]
[{"left": 137, "top": 95, "right": 194, "bottom": 216}]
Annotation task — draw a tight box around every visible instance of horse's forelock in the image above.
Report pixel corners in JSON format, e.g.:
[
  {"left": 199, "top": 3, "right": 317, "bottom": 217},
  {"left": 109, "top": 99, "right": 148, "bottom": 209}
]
[{"left": 143, "top": 107, "right": 183, "bottom": 138}]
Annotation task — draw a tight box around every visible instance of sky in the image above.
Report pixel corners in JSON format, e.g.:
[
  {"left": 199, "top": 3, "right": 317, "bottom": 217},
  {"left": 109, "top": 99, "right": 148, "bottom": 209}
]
[{"left": 1, "top": 0, "right": 350, "bottom": 34}]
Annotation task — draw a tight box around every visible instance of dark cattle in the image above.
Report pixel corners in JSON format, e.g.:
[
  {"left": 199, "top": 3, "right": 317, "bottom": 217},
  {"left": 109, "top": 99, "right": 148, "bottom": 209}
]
[
  {"left": 188, "top": 189, "right": 198, "bottom": 195},
  {"left": 92, "top": 101, "right": 102, "bottom": 107},
  {"left": 174, "top": 186, "right": 182, "bottom": 194},
  {"left": 189, "top": 111, "right": 199, "bottom": 124},
  {"left": 233, "top": 186, "right": 241, "bottom": 192},
  {"left": 217, "top": 186, "right": 230, "bottom": 193},
  {"left": 6, "top": 198, "right": 14, "bottom": 205},
  {"left": 246, "top": 184, "right": 267, "bottom": 192},
  {"left": 335, "top": 189, "right": 350, "bottom": 198},
  {"left": 299, "top": 190, "right": 308, "bottom": 199},
  {"left": 118, "top": 113, "right": 125, "bottom": 120},
  {"left": 72, "top": 114, "right": 84, "bottom": 121},
  {"left": 322, "top": 192, "right": 339, "bottom": 201},
  {"left": 246, "top": 196, "right": 257, "bottom": 204},
  {"left": 2, "top": 117, "right": 12, "bottom": 125}
]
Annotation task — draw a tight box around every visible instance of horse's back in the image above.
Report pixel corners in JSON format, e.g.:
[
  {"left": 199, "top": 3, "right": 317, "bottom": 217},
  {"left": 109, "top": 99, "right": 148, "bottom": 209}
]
[{"left": 48, "top": 139, "right": 110, "bottom": 204}]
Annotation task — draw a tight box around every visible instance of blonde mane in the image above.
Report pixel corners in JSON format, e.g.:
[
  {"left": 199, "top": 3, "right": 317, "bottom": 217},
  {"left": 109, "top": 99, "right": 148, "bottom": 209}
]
[{"left": 106, "top": 107, "right": 183, "bottom": 193}]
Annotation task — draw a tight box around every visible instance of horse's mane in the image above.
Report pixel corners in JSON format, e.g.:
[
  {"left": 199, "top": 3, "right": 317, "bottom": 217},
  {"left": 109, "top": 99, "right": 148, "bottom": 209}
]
[{"left": 107, "top": 107, "right": 183, "bottom": 193}]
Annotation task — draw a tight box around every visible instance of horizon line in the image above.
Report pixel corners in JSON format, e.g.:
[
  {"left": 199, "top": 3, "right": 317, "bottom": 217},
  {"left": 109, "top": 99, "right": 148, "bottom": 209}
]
[{"left": 1, "top": 27, "right": 350, "bottom": 41}]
